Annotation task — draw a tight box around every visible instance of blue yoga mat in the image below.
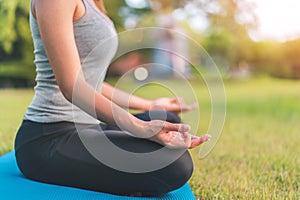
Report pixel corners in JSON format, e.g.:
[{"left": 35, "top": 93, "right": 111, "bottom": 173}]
[{"left": 0, "top": 151, "right": 196, "bottom": 200}]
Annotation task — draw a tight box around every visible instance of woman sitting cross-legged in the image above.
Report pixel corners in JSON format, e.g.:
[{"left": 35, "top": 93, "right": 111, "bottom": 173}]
[{"left": 14, "top": 0, "right": 210, "bottom": 197}]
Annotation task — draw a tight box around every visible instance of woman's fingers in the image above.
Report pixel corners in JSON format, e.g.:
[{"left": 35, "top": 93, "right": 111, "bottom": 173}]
[
  {"left": 170, "top": 97, "right": 184, "bottom": 107},
  {"left": 170, "top": 98, "right": 198, "bottom": 112},
  {"left": 148, "top": 120, "right": 212, "bottom": 149},
  {"left": 189, "top": 134, "right": 211, "bottom": 149},
  {"left": 163, "top": 122, "right": 190, "bottom": 133},
  {"left": 151, "top": 97, "right": 198, "bottom": 113},
  {"left": 182, "top": 102, "right": 198, "bottom": 111},
  {"left": 188, "top": 102, "right": 198, "bottom": 110},
  {"left": 165, "top": 131, "right": 191, "bottom": 149},
  {"left": 170, "top": 97, "right": 182, "bottom": 103},
  {"left": 149, "top": 120, "right": 190, "bottom": 133}
]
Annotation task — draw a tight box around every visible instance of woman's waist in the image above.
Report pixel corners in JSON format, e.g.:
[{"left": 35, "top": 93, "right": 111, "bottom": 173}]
[{"left": 25, "top": 90, "right": 100, "bottom": 124}]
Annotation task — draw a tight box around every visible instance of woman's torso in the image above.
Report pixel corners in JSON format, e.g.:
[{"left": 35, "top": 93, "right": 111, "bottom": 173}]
[{"left": 24, "top": 0, "right": 118, "bottom": 124}]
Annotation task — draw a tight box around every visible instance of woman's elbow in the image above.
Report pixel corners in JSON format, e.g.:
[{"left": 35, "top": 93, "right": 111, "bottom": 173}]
[
  {"left": 59, "top": 83, "right": 74, "bottom": 102},
  {"left": 59, "top": 78, "right": 90, "bottom": 104},
  {"left": 61, "top": 89, "right": 73, "bottom": 102}
]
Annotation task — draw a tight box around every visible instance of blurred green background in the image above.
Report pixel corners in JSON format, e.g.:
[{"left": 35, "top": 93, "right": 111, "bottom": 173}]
[{"left": 1, "top": 0, "right": 300, "bottom": 85}]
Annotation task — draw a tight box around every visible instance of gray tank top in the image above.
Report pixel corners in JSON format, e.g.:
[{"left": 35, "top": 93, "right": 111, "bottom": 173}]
[{"left": 24, "top": 0, "right": 118, "bottom": 124}]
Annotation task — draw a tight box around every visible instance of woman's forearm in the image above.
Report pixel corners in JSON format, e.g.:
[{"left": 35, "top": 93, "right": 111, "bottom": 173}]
[
  {"left": 102, "top": 82, "right": 152, "bottom": 111},
  {"left": 70, "top": 76, "right": 148, "bottom": 136}
]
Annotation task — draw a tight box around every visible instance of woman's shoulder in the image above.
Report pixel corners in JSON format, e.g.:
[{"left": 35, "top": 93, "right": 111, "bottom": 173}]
[{"left": 31, "top": 0, "right": 79, "bottom": 19}]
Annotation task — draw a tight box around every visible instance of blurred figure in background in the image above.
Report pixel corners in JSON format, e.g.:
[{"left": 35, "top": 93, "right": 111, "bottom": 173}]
[{"left": 150, "top": 0, "right": 191, "bottom": 79}]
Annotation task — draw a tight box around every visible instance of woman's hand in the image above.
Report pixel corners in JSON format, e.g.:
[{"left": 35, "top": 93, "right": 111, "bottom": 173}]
[
  {"left": 150, "top": 97, "right": 198, "bottom": 113},
  {"left": 144, "top": 120, "right": 211, "bottom": 149},
  {"left": 189, "top": 134, "right": 211, "bottom": 149}
]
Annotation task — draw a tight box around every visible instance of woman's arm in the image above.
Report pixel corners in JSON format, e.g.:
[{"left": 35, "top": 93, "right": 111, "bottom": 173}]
[
  {"left": 34, "top": 0, "right": 144, "bottom": 133},
  {"left": 34, "top": 0, "right": 209, "bottom": 149},
  {"left": 102, "top": 82, "right": 198, "bottom": 112},
  {"left": 102, "top": 82, "right": 152, "bottom": 110}
]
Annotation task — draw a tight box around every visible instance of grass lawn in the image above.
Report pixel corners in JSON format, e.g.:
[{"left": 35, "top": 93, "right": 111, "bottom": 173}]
[{"left": 0, "top": 77, "right": 299, "bottom": 199}]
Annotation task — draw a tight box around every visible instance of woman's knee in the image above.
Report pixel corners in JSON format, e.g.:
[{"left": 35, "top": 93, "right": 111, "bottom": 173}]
[
  {"left": 155, "top": 150, "right": 194, "bottom": 194},
  {"left": 172, "top": 150, "right": 194, "bottom": 187},
  {"left": 165, "top": 111, "right": 182, "bottom": 123}
]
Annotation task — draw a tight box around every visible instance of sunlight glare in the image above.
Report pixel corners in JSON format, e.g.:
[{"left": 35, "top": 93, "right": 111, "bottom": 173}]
[{"left": 250, "top": 0, "right": 300, "bottom": 41}]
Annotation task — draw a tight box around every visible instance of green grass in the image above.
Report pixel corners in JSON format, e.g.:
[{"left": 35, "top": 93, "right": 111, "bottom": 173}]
[
  {"left": 190, "top": 77, "right": 300, "bottom": 199},
  {"left": 0, "top": 77, "right": 299, "bottom": 199},
  {"left": 0, "top": 89, "right": 34, "bottom": 155}
]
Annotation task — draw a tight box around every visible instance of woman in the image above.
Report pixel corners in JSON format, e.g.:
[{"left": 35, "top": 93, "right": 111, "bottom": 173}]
[{"left": 14, "top": 0, "right": 210, "bottom": 197}]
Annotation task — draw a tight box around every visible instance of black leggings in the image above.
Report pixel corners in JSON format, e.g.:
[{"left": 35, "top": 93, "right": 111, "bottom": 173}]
[{"left": 14, "top": 111, "right": 194, "bottom": 196}]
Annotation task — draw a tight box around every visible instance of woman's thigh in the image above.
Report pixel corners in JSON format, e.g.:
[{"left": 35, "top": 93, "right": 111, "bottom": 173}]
[{"left": 51, "top": 124, "right": 193, "bottom": 195}]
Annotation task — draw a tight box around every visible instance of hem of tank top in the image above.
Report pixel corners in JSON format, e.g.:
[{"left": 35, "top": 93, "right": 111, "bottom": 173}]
[{"left": 23, "top": 116, "right": 101, "bottom": 125}]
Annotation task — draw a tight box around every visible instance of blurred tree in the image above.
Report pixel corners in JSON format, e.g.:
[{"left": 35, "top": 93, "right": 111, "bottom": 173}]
[
  {"left": 0, "top": 0, "right": 33, "bottom": 64},
  {"left": 1, "top": 0, "right": 299, "bottom": 81},
  {"left": 199, "top": 0, "right": 257, "bottom": 69},
  {"left": 104, "top": 0, "right": 127, "bottom": 31},
  {"left": 150, "top": 0, "right": 174, "bottom": 13},
  {"left": 251, "top": 42, "right": 284, "bottom": 73},
  {"left": 282, "top": 39, "right": 300, "bottom": 78},
  {"left": 202, "top": 27, "right": 236, "bottom": 72},
  {"left": 284, "top": 39, "right": 300, "bottom": 65},
  {"left": 0, "top": 0, "right": 18, "bottom": 54}
]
